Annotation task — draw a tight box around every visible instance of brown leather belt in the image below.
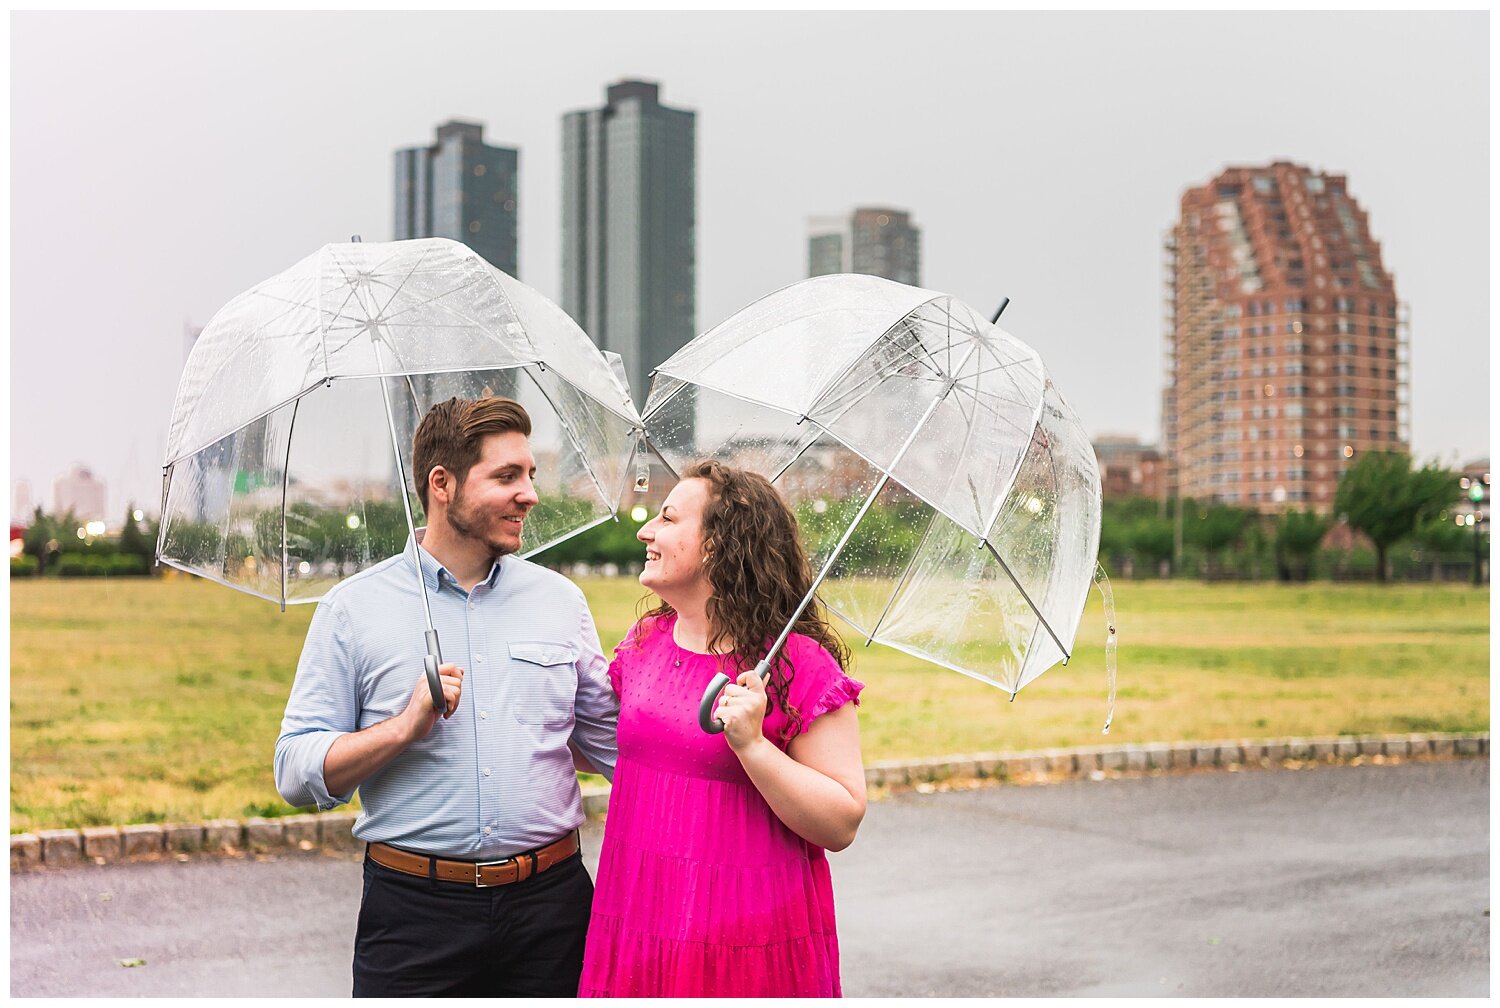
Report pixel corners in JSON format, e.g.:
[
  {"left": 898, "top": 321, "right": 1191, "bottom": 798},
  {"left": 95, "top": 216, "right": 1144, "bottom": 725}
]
[{"left": 368, "top": 831, "right": 579, "bottom": 888}]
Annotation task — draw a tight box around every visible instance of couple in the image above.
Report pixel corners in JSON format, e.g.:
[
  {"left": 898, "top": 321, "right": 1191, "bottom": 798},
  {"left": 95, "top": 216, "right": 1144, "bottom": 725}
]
[{"left": 274, "top": 395, "right": 866, "bottom": 997}]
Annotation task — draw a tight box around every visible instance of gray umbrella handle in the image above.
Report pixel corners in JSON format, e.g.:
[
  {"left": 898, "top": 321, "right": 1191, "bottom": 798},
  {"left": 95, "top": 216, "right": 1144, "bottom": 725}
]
[
  {"left": 697, "top": 672, "right": 731, "bottom": 735},
  {"left": 696, "top": 659, "right": 772, "bottom": 735},
  {"left": 424, "top": 630, "right": 445, "bottom": 712}
]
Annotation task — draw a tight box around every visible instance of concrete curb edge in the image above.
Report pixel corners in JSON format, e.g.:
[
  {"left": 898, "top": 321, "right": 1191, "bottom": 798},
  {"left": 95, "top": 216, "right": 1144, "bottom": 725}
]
[{"left": 11, "top": 731, "right": 1487, "bottom": 871}]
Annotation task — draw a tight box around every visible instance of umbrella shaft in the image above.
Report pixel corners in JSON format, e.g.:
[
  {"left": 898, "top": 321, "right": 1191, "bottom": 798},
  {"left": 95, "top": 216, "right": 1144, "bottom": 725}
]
[
  {"left": 759, "top": 340, "right": 983, "bottom": 676},
  {"left": 372, "top": 341, "right": 437, "bottom": 637}
]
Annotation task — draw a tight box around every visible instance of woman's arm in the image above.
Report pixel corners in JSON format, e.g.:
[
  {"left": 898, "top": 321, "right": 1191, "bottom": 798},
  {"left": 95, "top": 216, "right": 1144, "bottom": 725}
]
[{"left": 717, "top": 671, "right": 867, "bottom": 851}]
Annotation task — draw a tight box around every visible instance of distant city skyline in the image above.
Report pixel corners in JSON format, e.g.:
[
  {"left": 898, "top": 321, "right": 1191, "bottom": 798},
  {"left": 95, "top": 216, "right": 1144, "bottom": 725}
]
[{"left": 8, "top": 13, "right": 1489, "bottom": 521}]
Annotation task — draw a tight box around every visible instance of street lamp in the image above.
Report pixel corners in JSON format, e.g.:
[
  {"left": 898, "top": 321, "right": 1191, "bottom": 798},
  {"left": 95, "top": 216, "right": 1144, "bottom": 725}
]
[{"left": 1465, "top": 474, "right": 1488, "bottom": 587}]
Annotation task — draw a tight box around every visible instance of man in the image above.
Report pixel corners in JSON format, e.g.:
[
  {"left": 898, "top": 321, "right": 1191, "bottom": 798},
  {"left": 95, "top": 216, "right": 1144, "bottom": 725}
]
[{"left": 274, "top": 396, "right": 618, "bottom": 997}]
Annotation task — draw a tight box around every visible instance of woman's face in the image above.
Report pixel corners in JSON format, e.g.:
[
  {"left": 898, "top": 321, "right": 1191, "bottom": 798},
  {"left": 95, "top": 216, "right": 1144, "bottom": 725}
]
[{"left": 638, "top": 477, "right": 712, "bottom": 604}]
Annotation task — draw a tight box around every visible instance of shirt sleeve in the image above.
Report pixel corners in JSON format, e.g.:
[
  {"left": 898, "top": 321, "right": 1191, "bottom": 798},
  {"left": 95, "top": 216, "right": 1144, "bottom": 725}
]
[
  {"left": 568, "top": 589, "right": 620, "bottom": 783},
  {"left": 273, "top": 597, "right": 358, "bottom": 811},
  {"left": 785, "top": 635, "right": 864, "bottom": 740}
]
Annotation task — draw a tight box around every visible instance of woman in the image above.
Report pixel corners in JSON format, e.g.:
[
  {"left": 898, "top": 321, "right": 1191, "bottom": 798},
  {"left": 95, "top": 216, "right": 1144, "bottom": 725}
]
[{"left": 579, "top": 460, "right": 866, "bottom": 998}]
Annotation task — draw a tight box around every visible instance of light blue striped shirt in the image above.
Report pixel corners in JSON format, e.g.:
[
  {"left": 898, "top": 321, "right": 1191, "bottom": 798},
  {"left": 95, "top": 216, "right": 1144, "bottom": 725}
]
[{"left": 274, "top": 531, "right": 618, "bottom": 859}]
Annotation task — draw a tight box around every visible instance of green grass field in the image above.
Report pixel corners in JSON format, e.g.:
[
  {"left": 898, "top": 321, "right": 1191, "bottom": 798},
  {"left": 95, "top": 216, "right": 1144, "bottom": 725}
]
[{"left": 9, "top": 575, "right": 1489, "bottom": 832}]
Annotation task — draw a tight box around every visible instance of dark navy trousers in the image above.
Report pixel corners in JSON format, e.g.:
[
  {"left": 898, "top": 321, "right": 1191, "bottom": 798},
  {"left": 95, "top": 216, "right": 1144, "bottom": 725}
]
[{"left": 352, "top": 849, "right": 593, "bottom": 997}]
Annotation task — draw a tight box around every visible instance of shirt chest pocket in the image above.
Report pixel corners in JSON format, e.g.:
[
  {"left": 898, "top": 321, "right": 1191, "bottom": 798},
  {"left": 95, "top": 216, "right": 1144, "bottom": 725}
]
[{"left": 504, "top": 641, "right": 578, "bottom": 727}]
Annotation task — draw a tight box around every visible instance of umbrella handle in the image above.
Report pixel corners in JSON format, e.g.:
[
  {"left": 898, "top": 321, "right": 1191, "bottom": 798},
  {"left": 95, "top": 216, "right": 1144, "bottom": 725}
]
[
  {"left": 425, "top": 656, "right": 444, "bottom": 713},
  {"left": 424, "top": 630, "right": 445, "bottom": 712},
  {"left": 697, "top": 672, "right": 731, "bottom": 735}
]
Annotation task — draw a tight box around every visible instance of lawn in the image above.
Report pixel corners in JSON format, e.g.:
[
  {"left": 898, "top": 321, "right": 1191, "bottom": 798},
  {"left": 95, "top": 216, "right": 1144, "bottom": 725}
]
[{"left": 9, "top": 574, "right": 1489, "bottom": 831}]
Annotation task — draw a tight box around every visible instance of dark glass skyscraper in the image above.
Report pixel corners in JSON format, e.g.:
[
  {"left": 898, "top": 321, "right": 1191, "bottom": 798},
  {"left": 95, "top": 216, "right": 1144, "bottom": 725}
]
[
  {"left": 394, "top": 120, "right": 518, "bottom": 276},
  {"left": 392, "top": 120, "right": 522, "bottom": 466},
  {"left": 561, "top": 80, "right": 696, "bottom": 409}
]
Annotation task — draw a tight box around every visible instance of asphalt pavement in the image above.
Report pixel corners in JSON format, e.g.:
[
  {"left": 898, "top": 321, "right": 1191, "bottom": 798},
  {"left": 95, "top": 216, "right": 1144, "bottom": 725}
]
[{"left": 10, "top": 759, "right": 1488, "bottom": 997}]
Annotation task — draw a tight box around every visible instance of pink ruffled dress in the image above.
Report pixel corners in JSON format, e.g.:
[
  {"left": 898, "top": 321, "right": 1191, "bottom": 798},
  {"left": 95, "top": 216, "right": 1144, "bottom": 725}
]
[{"left": 578, "top": 612, "right": 864, "bottom": 998}]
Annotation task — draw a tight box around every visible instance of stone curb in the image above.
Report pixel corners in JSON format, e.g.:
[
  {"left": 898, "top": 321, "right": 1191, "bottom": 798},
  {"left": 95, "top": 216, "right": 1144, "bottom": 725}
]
[{"left": 11, "top": 732, "right": 1487, "bottom": 871}]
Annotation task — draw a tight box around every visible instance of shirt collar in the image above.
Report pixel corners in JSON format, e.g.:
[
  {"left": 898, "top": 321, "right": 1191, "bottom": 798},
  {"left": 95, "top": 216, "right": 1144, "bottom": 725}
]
[{"left": 405, "top": 528, "right": 507, "bottom": 594}]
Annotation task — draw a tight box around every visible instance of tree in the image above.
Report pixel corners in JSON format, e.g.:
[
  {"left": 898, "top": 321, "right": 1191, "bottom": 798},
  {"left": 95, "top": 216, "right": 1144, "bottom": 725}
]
[
  {"left": 1334, "top": 451, "right": 1453, "bottom": 583},
  {"left": 1274, "top": 509, "right": 1330, "bottom": 582},
  {"left": 1127, "top": 515, "right": 1175, "bottom": 576},
  {"left": 118, "top": 503, "right": 152, "bottom": 562},
  {"left": 21, "top": 507, "right": 56, "bottom": 575},
  {"left": 1183, "top": 504, "right": 1253, "bottom": 578}
]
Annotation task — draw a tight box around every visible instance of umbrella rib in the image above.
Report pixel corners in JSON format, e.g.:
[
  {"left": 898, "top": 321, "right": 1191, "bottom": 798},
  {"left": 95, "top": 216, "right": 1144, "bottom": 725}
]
[
  {"left": 280, "top": 396, "right": 300, "bottom": 609},
  {"left": 983, "top": 385, "right": 1053, "bottom": 538},
  {"left": 375, "top": 274, "right": 490, "bottom": 328},
  {"left": 982, "top": 539, "right": 1069, "bottom": 661},
  {"left": 766, "top": 424, "right": 829, "bottom": 485},
  {"left": 798, "top": 294, "right": 952, "bottom": 417},
  {"left": 374, "top": 245, "right": 437, "bottom": 319},
  {"left": 808, "top": 335, "right": 947, "bottom": 421},
  {"left": 948, "top": 383, "right": 1038, "bottom": 440},
  {"left": 862, "top": 505, "right": 941, "bottom": 645}
]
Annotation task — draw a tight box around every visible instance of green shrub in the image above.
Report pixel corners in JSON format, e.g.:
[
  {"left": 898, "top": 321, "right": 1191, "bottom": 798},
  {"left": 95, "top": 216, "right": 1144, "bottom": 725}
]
[
  {"left": 10, "top": 555, "right": 38, "bottom": 577},
  {"left": 108, "top": 554, "right": 150, "bottom": 576}
]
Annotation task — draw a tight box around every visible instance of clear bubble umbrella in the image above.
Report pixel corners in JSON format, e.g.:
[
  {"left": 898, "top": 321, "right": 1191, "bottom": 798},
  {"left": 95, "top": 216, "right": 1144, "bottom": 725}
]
[
  {"left": 158, "top": 237, "right": 643, "bottom": 708},
  {"left": 640, "top": 274, "right": 1110, "bottom": 733}
]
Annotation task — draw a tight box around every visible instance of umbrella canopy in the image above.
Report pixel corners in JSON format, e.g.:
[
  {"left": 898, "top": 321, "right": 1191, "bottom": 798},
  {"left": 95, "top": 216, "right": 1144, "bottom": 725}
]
[
  {"left": 159, "top": 237, "right": 642, "bottom": 605},
  {"left": 642, "top": 274, "right": 1101, "bottom": 717}
]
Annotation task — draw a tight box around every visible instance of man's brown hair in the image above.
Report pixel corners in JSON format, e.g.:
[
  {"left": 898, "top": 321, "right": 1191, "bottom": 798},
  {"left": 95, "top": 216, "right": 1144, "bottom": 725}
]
[{"left": 411, "top": 396, "right": 532, "bottom": 512}]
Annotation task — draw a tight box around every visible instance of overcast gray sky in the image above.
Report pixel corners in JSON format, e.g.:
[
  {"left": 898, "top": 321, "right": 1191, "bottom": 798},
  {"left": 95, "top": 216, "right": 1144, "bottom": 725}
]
[{"left": 9, "top": 11, "right": 1490, "bottom": 519}]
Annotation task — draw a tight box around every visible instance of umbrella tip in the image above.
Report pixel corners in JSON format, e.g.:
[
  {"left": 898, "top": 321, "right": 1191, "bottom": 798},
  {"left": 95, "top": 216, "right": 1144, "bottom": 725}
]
[{"left": 990, "top": 297, "right": 1010, "bottom": 323}]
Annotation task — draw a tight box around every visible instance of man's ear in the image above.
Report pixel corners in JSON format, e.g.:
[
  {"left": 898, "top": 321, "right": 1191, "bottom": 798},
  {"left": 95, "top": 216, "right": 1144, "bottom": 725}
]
[{"left": 426, "top": 466, "right": 453, "bottom": 508}]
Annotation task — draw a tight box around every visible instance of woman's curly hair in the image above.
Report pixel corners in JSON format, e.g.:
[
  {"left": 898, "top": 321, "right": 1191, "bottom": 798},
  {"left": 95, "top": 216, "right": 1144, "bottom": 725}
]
[{"left": 642, "top": 460, "right": 850, "bottom": 738}]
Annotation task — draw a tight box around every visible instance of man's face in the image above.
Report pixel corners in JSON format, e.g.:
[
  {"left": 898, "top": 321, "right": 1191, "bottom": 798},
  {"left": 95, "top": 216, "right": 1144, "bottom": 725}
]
[{"left": 444, "top": 431, "right": 539, "bottom": 558}]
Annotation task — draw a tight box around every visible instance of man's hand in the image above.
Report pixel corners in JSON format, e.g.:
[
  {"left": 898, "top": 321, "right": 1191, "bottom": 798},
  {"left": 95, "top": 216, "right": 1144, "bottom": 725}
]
[{"left": 401, "top": 663, "right": 464, "bottom": 742}]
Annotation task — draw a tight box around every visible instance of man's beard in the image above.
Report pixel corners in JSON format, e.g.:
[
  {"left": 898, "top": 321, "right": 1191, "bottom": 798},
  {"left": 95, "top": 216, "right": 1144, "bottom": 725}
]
[{"left": 444, "top": 481, "right": 521, "bottom": 560}]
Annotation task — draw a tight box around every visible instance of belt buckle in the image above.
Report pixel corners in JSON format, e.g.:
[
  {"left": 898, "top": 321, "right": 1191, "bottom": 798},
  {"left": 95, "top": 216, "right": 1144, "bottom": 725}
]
[
  {"left": 473, "top": 853, "right": 535, "bottom": 887},
  {"left": 473, "top": 857, "right": 510, "bottom": 888}
]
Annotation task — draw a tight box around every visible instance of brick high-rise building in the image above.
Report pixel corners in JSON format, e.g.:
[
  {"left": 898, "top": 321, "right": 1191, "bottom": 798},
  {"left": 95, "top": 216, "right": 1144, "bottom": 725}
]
[{"left": 1163, "top": 162, "right": 1408, "bottom": 513}]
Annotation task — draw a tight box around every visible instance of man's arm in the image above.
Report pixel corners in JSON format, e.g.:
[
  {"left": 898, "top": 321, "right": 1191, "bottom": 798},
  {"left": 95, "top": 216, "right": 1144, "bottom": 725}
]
[
  {"left": 322, "top": 664, "right": 464, "bottom": 796},
  {"left": 274, "top": 599, "right": 360, "bottom": 810},
  {"left": 273, "top": 598, "right": 464, "bottom": 809},
  {"left": 568, "top": 592, "right": 619, "bottom": 782}
]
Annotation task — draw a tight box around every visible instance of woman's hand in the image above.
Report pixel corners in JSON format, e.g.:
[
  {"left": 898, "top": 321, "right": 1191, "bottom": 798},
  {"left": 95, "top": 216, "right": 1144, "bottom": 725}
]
[{"left": 715, "top": 669, "right": 768, "bottom": 752}]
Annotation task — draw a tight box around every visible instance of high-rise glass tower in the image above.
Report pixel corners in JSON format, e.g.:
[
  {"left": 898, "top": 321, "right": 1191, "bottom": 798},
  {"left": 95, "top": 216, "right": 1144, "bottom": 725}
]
[
  {"left": 561, "top": 80, "right": 696, "bottom": 409},
  {"left": 1164, "top": 161, "right": 1408, "bottom": 513},
  {"left": 392, "top": 120, "right": 522, "bottom": 464},
  {"left": 806, "top": 207, "right": 921, "bottom": 286},
  {"left": 394, "top": 120, "right": 518, "bottom": 276}
]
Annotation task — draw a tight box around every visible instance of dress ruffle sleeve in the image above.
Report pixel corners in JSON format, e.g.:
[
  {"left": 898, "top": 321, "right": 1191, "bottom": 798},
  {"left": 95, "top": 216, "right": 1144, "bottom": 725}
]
[
  {"left": 782, "top": 634, "right": 864, "bottom": 739},
  {"left": 607, "top": 618, "right": 649, "bottom": 697}
]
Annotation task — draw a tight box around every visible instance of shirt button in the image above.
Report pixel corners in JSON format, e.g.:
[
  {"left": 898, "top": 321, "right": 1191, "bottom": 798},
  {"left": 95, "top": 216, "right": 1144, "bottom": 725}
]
[
  {"left": 483, "top": 826, "right": 492, "bottom": 836},
  {"left": 475, "top": 655, "right": 484, "bottom": 664},
  {"left": 483, "top": 768, "right": 492, "bottom": 777},
  {"left": 479, "top": 711, "right": 488, "bottom": 720}
]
